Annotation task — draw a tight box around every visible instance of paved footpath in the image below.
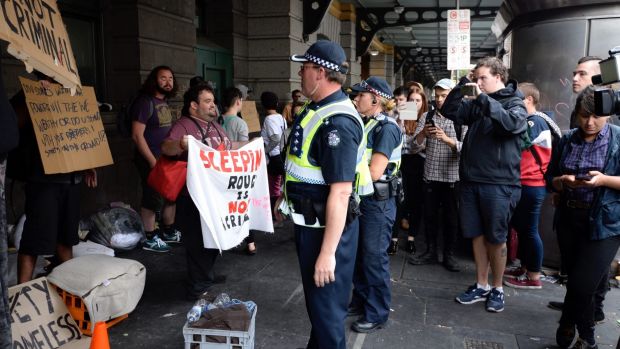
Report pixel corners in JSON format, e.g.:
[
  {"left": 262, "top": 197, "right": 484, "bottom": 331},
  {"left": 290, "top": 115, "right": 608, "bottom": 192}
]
[{"left": 106, "top": 221, "right": 620, "bottom": 348}]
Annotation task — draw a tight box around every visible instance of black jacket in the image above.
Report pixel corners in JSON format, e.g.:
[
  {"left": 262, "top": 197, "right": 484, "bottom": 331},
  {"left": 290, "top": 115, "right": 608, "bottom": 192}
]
[
  {"left": 441, "top": 77, "right": 527, "bottom": 186},
  {"left": 0, "top": 62, "right": 18, "bottom": 160}
]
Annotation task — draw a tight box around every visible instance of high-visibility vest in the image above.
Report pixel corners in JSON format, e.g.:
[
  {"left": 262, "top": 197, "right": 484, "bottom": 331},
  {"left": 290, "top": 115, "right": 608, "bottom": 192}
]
[
  {"left": 285, "top": 98, "right": 373, "bottom": 196},
  {"left": 363, "top": 113, "right": 403, "bottom": 179}
]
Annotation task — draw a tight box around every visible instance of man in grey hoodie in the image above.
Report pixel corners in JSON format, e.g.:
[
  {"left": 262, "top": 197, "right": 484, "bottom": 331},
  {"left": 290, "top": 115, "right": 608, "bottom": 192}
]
[{"left": 441, "top": 57, "right": 528, "bottom": 313}]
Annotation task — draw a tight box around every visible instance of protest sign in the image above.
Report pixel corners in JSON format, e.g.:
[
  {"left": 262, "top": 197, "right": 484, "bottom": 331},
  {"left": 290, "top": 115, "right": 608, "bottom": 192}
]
[
  {"left": 186, "top": 137, "right": 273, "bottom": 251},
  {"left": 0, "top": 0, "right": 81, "bottom": 92},
  {"left": 20, "top": 76, "right": 113, "bottom": 174},
  {"left": 9, "top": 278, "right": 90, "bottom": 349},
  {"left": 241, "top": 100, "right": 261, "bottom": 133}
]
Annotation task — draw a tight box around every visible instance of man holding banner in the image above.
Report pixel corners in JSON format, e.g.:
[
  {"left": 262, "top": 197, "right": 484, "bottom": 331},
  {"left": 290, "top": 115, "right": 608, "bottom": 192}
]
[
  {"left": 280, "top": 40, "right": 373, "bottom": 349},
  {"left": 161, "top": 83, "right": 232, "bottom": 300}
]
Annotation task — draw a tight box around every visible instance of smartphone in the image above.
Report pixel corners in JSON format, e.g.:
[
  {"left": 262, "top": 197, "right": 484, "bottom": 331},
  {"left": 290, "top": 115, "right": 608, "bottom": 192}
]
[
  {"left": 575, "top": 173, "right": 593, "bottom": 181},
  {"left": 425, "top": 118, "right": 435, "bottom": 127},
  {"left": 462, "top": 84, "right": 477, "bottom": 97}
]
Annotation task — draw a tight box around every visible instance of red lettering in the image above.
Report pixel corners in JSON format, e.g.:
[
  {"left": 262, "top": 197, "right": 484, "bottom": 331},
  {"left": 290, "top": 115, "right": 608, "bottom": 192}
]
[
  {"left": 240, "top": 151, "right": 250, "bottom": 172},
  {"left": 207, "top": 152, "right": 220, "bottom": 171},
  {"left": 238, "top": 201, "right": 248, "bottom": 214},
  {"left": 220, "top": 152, "right": 232, "bottom": 172},
  {"left": 254, "top": 149, "right": 263, "bottom": 171},
  {"left": 200, "top": 150, "right": 211, "bottom": 168},
  {"left": 228, "top": 201, "right": 238, "bottom": 214},
  {"left": 230, "top": 152, "right": 242, "bottom": 172}
]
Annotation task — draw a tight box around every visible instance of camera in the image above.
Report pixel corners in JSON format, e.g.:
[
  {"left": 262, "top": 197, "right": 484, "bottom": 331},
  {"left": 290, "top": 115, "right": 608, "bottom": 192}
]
[
  {"left": 592, "top": 46, "right": 620, "bottom": 115},
  {"left": 461, "top": 84, "right": 477, "bottom": 97}
]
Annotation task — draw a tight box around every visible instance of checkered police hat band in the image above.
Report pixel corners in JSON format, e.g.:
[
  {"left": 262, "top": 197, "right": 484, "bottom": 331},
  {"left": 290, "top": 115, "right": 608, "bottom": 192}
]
[
  {"left": 360, "top": 80, "right": 392, "bottom": 100},
  {"left": 304, "top": 53, "right": 344, "bottom": 73}
]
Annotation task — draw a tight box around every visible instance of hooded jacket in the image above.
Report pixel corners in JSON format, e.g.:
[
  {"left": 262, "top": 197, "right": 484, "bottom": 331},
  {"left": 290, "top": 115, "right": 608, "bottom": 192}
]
[{"left": 441, "top": 77, "right": 528, "bottom": 186}]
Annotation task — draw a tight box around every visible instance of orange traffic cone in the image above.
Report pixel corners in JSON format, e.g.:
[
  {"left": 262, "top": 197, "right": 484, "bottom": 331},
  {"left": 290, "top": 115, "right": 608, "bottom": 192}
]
[{"left": 89, "top": 322, "right": 110, "bottom": 349}]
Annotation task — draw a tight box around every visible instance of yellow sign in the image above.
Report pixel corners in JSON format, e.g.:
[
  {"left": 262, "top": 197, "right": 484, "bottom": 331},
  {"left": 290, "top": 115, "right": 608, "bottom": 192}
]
[
  {"left": 20, "top": 76, "right": 113, "bottom": 174},
  {"left": 0, "top": 0, "right": 81, "bottom": 91},
  {"left": 9, "top": 278, "right": 90, "bottom": 349}
]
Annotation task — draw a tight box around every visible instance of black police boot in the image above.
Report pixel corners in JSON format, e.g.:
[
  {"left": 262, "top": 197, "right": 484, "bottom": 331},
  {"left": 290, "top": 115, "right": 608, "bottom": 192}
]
[
  {"left": 442, "top": 251, "right": 460, "bottom": 272},
  {"left": 387, "top": 239, "right": 399, "bottom": 255},
  {"left": 408, "top": 243, "right": 437, "bottom": 265}
]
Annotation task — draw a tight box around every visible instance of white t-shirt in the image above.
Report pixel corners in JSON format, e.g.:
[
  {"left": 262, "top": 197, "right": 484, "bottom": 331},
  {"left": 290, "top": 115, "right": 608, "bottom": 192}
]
[{"left": 261, "top": 113, "right": 286, "bottom": 157}]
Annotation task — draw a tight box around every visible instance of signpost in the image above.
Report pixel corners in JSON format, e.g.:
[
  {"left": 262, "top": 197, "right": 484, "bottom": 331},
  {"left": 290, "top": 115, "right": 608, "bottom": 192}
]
[{"left": 447, "top": 9, "right": 471, "bottom": 71}]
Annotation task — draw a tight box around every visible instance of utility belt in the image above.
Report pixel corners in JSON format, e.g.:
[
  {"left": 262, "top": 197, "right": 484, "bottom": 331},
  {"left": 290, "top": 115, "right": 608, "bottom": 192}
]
[
  {"left": 287, "top": 195, "right": 361, "bottom": 228},
  {"left": 372, "top": 175, "right": 403, "bottom": 203}
]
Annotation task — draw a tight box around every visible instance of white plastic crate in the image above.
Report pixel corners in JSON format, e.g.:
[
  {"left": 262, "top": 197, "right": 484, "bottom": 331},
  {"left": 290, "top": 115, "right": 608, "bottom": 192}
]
[{"left": 183, "top": 306, "right": 256, "bottom": 349}]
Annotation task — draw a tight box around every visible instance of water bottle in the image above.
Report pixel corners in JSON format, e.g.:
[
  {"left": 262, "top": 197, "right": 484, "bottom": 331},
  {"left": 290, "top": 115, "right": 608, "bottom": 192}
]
[
  {"left": 186, "top": 298, "right": 208, "bottom": 323},
  {"left": 212, "top": 293, "right": 231, "bottom": 308}
]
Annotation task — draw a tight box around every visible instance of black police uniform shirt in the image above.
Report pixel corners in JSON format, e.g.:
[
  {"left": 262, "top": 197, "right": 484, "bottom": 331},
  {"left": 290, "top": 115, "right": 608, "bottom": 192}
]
[
  {"left": 366, "top": 115, "right": 401, "bottom": 177},
  {"left": 287, "top": 90, "right": 362, "bottom": 203}
]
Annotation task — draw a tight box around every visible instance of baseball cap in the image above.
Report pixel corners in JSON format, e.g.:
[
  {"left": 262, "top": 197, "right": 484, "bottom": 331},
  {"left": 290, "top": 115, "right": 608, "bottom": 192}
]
[
  {"left": 350, "top": 76, "right": 393, "bottom": 99},
  {"left": 291, "top": 40, "right": 349, "bottom": 74},
  {"left": 433, "top": 78, "right": 456, "bottom": 90}
]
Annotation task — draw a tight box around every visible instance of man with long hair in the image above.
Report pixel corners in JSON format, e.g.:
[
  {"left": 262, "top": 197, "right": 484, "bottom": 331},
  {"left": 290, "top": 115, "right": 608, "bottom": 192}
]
[{"left": 131, "top": 65, "right": 180, "bottom": 252}]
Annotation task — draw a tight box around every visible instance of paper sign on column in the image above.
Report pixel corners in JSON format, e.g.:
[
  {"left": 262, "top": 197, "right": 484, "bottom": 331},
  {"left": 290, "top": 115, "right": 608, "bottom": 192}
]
[
  {"left": 19, "top": 76, "right": 113, "bottom": 174},
  {"left": 447, "top": 9, "right": 471, "bottom": 71}
]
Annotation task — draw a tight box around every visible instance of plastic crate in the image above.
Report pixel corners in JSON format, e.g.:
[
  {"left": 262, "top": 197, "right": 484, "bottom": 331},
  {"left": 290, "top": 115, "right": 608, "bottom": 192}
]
[
  {"left": 52, "top": 284, "right": 128, "bottom": 336},
  {"left": 183, "top": 306, "right": 256, "bottom": 349}
]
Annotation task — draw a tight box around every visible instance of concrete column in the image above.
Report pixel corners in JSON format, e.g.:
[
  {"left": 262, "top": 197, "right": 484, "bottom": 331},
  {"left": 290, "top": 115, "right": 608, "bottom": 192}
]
[{"left": 339, "top": 10, "right": 361, "bottom": 86}]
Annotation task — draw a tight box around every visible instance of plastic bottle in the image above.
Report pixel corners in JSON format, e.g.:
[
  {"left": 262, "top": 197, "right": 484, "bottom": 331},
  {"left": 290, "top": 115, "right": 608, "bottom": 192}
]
[
  {"left": 186, "top": 298, "right": 208, "bottom": 323},
  {"left": 212, "top": 293, "right": 231, "bottom": 308}
]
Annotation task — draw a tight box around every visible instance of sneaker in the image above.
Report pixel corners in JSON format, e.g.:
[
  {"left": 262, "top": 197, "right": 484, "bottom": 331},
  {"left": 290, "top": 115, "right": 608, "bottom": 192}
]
[
  {"left": 387, "top": 240, "right": 398, "bottom": 255},
  {"left": 485, "top": 288, "right": 505, "bottom": 313},
  {"left": 161, "top": 228, "right": 182, "bottom": 243},
  {"left": 455, "top": 284, "right": 490, "bottom": 304},
  {"left": 503, "top": 266, "right": 526, "bottom": 279},
  {"left": 142, "top": 235, "right": 171, "bottom": 252},
  {"left": 503, "top": 274, "right": 542, "bottom": 289}
]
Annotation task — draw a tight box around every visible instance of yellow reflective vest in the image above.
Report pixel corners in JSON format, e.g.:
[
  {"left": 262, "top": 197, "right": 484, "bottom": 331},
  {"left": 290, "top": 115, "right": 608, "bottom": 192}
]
[
  {"left": 363, "top": 113, "right": 403, "bottom": 179},
  {"left": 285, "top": 98, "right": 374, "bottom": 197}
]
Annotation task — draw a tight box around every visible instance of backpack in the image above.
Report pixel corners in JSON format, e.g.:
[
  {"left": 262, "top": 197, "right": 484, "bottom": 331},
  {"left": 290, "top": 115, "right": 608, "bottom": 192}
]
[
  {"left": 525, "top": 111, "right": 562, "bottom": 174},
  {"left": 116, "top": 95, "right": 154, "bottom": 137}
]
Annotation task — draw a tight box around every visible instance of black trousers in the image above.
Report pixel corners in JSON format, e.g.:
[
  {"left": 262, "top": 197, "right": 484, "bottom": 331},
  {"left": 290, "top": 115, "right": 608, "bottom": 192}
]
[
  {"left": 557, "top": 207, "right": 620, "bottom": 342},
  {"left": 393, "top": 153, "right": 425, "bottom": 238},
  {"left": 176, "top": 194, "right": 220, "bottom": 297},
  {"left": 423, "top": 181, "right": 459, "bottom": 254}
]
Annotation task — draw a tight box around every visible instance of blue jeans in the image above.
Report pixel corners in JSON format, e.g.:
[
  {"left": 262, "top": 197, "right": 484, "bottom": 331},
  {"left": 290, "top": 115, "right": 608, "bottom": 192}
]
[{"left": 510, "top": 185, "right": 546, "bottom": 272}]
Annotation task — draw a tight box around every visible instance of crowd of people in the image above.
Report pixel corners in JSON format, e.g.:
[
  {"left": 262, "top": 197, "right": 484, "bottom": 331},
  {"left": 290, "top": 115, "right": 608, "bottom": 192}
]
[{"left": 0, "top": 38, "right": 618, "bottom": 349}]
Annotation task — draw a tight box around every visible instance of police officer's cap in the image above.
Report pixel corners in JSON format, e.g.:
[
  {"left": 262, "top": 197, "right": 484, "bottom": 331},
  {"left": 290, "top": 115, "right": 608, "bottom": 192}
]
[
  {"left": 350, "top": 77, "right": 393, "bottom": 100},
  {"left": 291, "top": 40, "right": 349, "bottom": 74}
]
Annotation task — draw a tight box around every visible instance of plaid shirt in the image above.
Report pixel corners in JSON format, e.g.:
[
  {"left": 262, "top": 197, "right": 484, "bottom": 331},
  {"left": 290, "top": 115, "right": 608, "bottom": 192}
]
[
  {"left": 413, "top": 111, "right": 467, "bottom": 183},
  {"left": 562, "top": 123, "right": 610, "bottom": 203}
]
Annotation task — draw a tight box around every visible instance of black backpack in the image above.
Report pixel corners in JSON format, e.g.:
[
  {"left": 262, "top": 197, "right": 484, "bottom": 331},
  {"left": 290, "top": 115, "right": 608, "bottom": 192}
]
[{"left": 116, "top": 95, "right": 153, "bottom": 137}]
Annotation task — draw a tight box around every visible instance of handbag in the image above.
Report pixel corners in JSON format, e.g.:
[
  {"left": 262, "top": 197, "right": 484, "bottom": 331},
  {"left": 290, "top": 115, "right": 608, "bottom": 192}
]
[
  {"left": 147, "top": 117, "right": 208, "bottom": 202},
  {"left": 147, "top": 155, "right": 187, "bottom": 202}
]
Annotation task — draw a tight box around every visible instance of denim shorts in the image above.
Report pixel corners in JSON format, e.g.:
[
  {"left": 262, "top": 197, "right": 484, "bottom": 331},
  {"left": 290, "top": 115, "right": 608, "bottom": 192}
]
[{"left": 459, "top": 182, "right": 521, "bottom": 244}]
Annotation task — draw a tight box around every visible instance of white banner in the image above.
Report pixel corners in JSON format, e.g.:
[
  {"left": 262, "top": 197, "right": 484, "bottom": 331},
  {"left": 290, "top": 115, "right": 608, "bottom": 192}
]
[{"left": 187, "top": 137, "right": 273, "bottom": 251}]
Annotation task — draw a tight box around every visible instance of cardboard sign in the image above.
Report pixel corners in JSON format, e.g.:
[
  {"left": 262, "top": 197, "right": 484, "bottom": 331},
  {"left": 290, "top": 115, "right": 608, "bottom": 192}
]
[
  {"left": 0, "top": 0, "right": 81, "bottom": 92},
  {"left": 20, "top": 76, "right": 113, "bottom": 174},
  {"left": 9, "top": 278, "right": 90, "bottom": 349},
  {"left": 186, "top": 137, "right": 273, "bottom": 251},
  {"left": 241, "top": 101, "right": 260, "bottom": 133},
  {"left": 398, "top": 101, "right": 418, "bottom": 121}
]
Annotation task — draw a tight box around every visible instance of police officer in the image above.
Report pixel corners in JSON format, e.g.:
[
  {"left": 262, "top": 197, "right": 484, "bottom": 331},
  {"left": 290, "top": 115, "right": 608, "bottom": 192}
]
[
  {"left": 275, "top": 40, "right": 373, "bottom": 349},
  {"left": 348, "top": 77, "right": 403, "bottom": 333}
]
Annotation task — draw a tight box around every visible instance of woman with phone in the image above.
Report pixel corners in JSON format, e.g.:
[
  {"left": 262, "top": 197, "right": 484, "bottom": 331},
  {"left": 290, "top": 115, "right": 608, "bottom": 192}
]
[{"left": 549, "top": 86, "right": 620, "bottom": 349}]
